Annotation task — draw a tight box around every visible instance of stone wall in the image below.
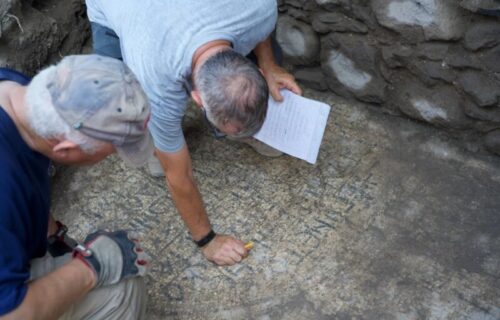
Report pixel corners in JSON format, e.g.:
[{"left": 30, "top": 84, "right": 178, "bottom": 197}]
[
  {"left": 0, "top": 0, "right": 89, "bottom": 75},
  {"left": 276, "top": 0, "right": 500, "bottom": 155}
]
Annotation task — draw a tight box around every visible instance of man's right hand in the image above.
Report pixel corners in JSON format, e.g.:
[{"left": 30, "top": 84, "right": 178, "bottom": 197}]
[{"left": 202, "top": 234, "right": 248, "bottom": 266}]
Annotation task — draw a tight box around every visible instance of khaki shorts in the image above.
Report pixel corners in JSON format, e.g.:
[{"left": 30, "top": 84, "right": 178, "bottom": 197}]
[{"left": 30, "top": 253, "right": 147, "bottom": 320}]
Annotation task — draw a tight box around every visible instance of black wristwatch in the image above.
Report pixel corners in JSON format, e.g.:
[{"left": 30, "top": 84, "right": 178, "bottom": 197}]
[{"left": 195, "top": 229, "right": 216, "bottom": 247}]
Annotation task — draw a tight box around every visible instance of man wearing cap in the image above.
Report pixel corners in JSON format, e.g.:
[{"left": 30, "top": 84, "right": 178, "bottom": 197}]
[
  {"left": 0, "top": 54, "right": 152, "bottom": 319},
  {"left": 86, "top": 0, "right": 302, "bottom": 266}
]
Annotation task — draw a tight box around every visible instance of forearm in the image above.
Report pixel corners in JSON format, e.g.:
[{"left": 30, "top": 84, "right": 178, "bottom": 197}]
[
  {"left": 165, "top": 172, "right": 211, "bottom": 240},
  {"left": 155, "top": 147, "right": 247, "bottom": 265},
  {"left": 253, "top": 37, "right": 277, "bottom": 70},
  {"left": 156, "top": 146, "right": 212, "bottom": 240},
  {"left": 1, "top": 259, "right": 95, "bottom": 320},
  {"left": 253, "top": 37, "right": 302, "bottom": 100}
]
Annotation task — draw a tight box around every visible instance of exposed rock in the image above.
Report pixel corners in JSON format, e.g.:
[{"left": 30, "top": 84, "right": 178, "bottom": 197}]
[
  {"left": 315, "top": 0, "right": 350, "bottom": 10},
  {"left": 460, "top": 0, "right": 500, "bottom": 15},
  {"left": 311, "top": 11, "right": 369, "bottom": 34},
  {"left": 287, "top": 7, "right": 311, "bottom": 23},
  {"left": 381, "top": 44, "right": 413, "bottom": 68},
  {"left": 302, "top": 1, "right": 320, "bottom": 11},
  {"left": 277, "top": 1, "right": 500, "bottom": 157},
  {"left": 464, "top": 21, "right": 500, "bottom": 51},
  {"left": 284, "top": 0, "right": 309, "bottom": 8},
  {"left": 372, "top": 0, "right": 466, "bottom": 41},
  {"left": 0, "top": 4, "right": 56, "bottom": 72},
  {"left": 0, "top": 0, "right": 14, "bottom": 13},
  {"left": 409, "top": 60, "right": 456, "bottom": 86},
  {"left": 0, "top": 0, "right": 89, "bottom": 74},
  {"left": 484, "top": 129, "right": 500, "bottom": 155},
  {"left": 444, "top": 46, "right": 483, "bottom": 69},
  {"left": 276, "top": 16, "right": 320, "bottom": 66},
  {"left": 379, "top": 61, "right": 397, "bottom": 82},
  {"left": 0, "top": 0, "right": 22, "bottom": 39},
  {"left": 349, "top": 2, "right": 379, "bottom": 28},
  {"left": 285, "top": 0, "right": 319, "bottom": 11},
  {"left": 458, "top": 71, "right": 500, "bottom": 107},
  {"left": 464, "top": 100, "right": 500, "bottom": 122},
  {"left": 393, "top": 80, "right": 470, "bottom": 128},
  {"left": 294, "top": 67, "right": 329, "bottom": 91},
  {"left": 321, "top": 33, "right": 387, "bottom": 103},
  {"left": 415, "top": 42, "right": 449, "bottom": 61},
  {"left": 479, "top": 44, "right": 500, "bottom": 73}
]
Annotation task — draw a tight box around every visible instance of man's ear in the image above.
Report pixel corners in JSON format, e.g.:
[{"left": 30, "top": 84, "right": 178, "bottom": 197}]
[
  {"left": 53, "top": 140, "right": 79, "bottom": 156},
  {"left": 190, "top": 90, "right": 203, "bottom": 108}
]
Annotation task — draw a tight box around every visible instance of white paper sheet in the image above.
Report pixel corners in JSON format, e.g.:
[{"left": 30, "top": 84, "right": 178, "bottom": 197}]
[{"left": 254, "top": 90, "right": 331, "bottom": 164}]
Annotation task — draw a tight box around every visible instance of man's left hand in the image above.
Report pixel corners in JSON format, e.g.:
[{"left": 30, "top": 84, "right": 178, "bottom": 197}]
[{"left": 261, "top": 64, "right": 302, "bottom": 102}]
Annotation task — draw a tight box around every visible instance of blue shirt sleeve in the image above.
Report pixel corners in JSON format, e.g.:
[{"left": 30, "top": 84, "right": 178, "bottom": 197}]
[{"left": 147, "top": 87, "right": 189, "bottom": 153}]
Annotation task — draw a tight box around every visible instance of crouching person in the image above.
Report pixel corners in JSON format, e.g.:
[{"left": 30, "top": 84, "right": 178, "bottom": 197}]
[{"left": 0, "top": 54, "right": 153, "bottom": 320}]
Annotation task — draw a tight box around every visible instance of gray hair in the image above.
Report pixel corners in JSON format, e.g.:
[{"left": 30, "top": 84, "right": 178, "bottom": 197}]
[
  {"left": 25, "top": 66, "right": 104, "bottom": 154},
  {"left": 195, "top": 50, "right": 268, "bottom": 137}
]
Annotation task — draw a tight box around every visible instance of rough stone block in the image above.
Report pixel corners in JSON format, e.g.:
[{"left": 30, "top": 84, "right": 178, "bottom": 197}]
[
  {"left": 287, "top": 7, "right": 311, "bottom": 23},
  {"left": 321, "top": 33, "right": 387, "bottom": 103},
  {"left": 464, "top": 21, "right": 500, "bottom": 51},
  {"left": 460, "top": 0, "right": 500, "bottom": 15},
  {"left": 0, "top": 4, "right": 56, "bottom": 72},
  {"left": 479, "top": 44, "right": 500, "bottom": 73},
  {"left": 372, "top": 0, "right": 466, "bottom": 41},
  {"left": 444, "top": 46, "right": 483, "bottom": 70},
  {"left": 458, "top": 71, "right": 500, "bottom": 107},
  {"left": 284, "top": 0, "right": 309, "bottom": 9},
  {"left": 0, "top": 0, "right": 89, "bottom": 74},
  {"left": 464, "top": 100, "right": 500, "bottom": 122},
  {"left": 393, "top": 80, "right": 469, "bottom": 128},
  {"left": 415, "top": 42, "right": 449, "bottom": 61},
  {"left": 311, "top": 11, "right": 369, "bottom": 34},
  {"left": 484, "top": 129, "right": 500, "bottom": 155},
  {"left": 0, "top": 0, "right": 22, "bottom": 39},
  {"left": 409, "top": 60, "right": 456, "bottom": 86},
  {"left": 351, "top": 1, "right": 379, "bottom": 28},
  {"left": 324, "top": 49, "right": 373, "bottom": 89},
  {"left": 294, "top": 67, "right": 329, "bottom": 91},
  {"left": 315, "top": 0, "right": 351, "bottom": 10},
  {"left": 302, "top": 1, "right": 320, "bottom": 11},
  {"left": 0, "top": 0, "right": 15, "bottom": 18},
  {"left": 381, "top": 44, "right": 413, "bottom": 68},
  {"left": 276, "top": 16, "right": 320, "bottom": 66}
]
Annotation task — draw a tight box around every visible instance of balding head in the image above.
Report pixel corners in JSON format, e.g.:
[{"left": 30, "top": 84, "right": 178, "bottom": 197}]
[{"left": 194, "top": 50, "right": 268, "bottom": 138}]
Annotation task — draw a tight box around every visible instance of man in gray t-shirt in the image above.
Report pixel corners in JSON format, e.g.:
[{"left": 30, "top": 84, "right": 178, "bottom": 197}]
[{"left": 86, "top": 0, "right": 301, "bottom": 266}]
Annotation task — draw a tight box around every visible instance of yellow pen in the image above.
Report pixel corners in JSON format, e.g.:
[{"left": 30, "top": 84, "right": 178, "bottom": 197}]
[{"left": 244, "top": 241, "right": 254, "bottom": 250}]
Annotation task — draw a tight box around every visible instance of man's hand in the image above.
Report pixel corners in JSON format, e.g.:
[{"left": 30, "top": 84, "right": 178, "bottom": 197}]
[
  {"left": 202, "top": 234, "right": 248, "bottom": 266},
  {"left": 253, "top": 37, "right": 302, "bottom": 102},
  {"left": 261, "top": 63, "right": 302, "bottom": 102},
  {"left": 74, "top": 230, "right": 148, "bottom": 287}
]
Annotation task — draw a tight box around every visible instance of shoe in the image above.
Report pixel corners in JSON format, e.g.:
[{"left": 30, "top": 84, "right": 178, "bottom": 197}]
[
  {"left": 147, "top": 154, "right": 165, "bottom": 177},
  {"left": 236, "top": 138, "right": 283, "bottom": 157}
]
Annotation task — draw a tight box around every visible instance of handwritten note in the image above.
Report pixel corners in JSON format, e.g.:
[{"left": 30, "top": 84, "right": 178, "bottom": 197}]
[{"left": 254, "top": 90, "right": 331, "bottom": 164}]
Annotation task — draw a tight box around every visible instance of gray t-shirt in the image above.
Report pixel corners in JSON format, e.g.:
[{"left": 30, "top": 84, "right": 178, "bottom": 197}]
[{"left": 86, "top": 0, "right": 278, "bottom": 152}]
